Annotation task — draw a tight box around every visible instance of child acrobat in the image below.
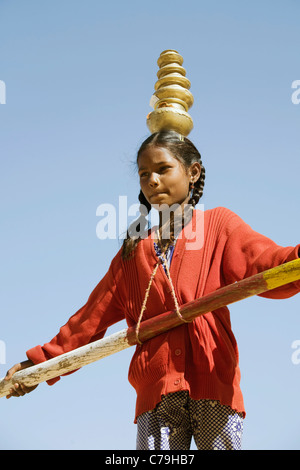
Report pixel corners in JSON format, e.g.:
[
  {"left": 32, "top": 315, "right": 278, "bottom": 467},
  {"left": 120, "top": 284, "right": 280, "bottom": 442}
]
[{"left": 5, "top": 130, "right": 300, "bottom": 450}]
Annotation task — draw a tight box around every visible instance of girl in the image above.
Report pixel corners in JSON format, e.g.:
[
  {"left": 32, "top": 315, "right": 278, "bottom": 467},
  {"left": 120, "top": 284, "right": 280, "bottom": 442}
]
[{"left": 5, "top": 130, "right": 300, "bottom": 450}]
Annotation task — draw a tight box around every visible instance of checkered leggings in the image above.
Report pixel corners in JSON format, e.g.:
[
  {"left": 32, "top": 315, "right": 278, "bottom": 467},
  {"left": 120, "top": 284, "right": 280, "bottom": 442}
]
[{"left": 136, "top": 391, "right": 243, "bottom": 450}]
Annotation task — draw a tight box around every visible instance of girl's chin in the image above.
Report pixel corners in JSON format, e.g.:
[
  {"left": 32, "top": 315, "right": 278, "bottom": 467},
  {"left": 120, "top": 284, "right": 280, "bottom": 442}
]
[{"left": 149, "top": 194, "right": 169, "bottom": 204}]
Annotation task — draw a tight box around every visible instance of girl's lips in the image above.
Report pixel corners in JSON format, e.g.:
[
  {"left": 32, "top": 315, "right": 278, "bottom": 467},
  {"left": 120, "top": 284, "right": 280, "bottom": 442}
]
[{"left": 149, "top": 192, "right": 166, "bottom": 198}]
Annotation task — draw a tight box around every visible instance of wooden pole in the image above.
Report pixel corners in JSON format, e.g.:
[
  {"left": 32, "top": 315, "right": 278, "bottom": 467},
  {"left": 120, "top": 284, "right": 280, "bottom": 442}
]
[{"left": 1, "top": 258, "right": 299, "bottom": 398}]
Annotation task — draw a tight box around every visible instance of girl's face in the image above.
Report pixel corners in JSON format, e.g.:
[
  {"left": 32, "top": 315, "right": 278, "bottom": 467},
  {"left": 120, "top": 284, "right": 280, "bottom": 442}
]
[{"left": 138, "top": 146, "right": 200, "bottom": 209}]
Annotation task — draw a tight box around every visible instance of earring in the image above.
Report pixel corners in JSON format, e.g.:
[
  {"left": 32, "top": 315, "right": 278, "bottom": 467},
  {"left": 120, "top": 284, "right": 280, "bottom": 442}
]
[{"left": 190, "top": 181, "right": 194, "bottom": 190}]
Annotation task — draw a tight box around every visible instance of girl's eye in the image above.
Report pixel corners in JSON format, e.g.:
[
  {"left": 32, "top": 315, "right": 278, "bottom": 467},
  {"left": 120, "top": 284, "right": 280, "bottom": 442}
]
[
  {"left": 139, "top": 166, "right": 171, "bottom": 178},
  {"left": 159, "top": 166, "right": 171, "bottom": 173}
]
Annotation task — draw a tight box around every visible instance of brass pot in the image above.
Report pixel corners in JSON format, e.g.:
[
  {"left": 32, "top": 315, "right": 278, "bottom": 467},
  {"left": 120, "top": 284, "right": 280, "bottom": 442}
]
[{"left": 147, "top": 50, "right": 194, "bottom": 136}]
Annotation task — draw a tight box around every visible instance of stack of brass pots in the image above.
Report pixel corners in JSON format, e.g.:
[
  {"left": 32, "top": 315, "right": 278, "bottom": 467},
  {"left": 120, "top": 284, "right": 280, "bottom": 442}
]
[{"left": 147, "top": 50, "right": 194, "bottom": 136}]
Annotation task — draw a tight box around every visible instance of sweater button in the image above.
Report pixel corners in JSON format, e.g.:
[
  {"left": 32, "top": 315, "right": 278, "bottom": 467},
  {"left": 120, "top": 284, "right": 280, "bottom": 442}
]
[{"left": 175, "top": 349, "right": 182, "bottom": 356}]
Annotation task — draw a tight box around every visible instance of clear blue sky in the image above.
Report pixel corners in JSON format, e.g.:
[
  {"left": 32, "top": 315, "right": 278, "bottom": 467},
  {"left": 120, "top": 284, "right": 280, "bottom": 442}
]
[{"left": 0, "top": 0, "right": 299, "bottom": 450}]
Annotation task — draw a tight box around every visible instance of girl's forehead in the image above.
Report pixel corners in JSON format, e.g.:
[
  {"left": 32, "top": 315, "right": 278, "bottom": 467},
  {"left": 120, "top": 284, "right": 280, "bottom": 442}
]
[{"left": 138, "top": 146, "right": 177, "bottom": 166}]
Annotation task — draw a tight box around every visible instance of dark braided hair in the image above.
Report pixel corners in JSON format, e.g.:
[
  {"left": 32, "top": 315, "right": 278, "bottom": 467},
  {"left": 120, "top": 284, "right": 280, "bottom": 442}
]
[{"left": 122, "top": 130, "right": 206, "bottom": 259}]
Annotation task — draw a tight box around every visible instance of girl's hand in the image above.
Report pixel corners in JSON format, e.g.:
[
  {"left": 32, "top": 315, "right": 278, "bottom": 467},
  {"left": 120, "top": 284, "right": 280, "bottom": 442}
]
[{"left": 5, "top": 360, "right": 38, "bottom": 398}]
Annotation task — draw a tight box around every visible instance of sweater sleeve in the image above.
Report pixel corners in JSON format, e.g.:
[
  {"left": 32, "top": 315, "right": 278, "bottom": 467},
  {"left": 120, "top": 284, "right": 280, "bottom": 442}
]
[
  {"left": 26, "top": 250, "right": 126, "bottom": 384},
  {"left": 220, "top": 208, "right": 300, "bottom": 299}
]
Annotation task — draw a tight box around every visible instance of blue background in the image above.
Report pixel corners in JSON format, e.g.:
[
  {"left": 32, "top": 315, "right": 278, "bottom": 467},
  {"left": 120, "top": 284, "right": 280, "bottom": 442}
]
[{"left": 0, "top": 0, "right": 299, "bottom": 450}]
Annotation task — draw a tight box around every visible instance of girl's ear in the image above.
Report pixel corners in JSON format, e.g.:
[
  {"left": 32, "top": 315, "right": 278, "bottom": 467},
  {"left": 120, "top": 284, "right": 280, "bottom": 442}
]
[{"left": 188, "top": 162, "right": 201, "bottom": 183}]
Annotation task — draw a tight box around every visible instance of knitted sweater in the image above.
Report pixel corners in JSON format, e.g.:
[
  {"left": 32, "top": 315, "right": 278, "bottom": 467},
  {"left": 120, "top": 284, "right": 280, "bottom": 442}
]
[{"left": 26, "top": 207, "right": 300, "bottom": 421}]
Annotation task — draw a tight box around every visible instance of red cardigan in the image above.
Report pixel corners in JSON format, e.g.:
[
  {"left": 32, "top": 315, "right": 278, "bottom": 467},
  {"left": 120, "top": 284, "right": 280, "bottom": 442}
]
[{"left": 27, "top": 207, "right": 300, "bottom": 421}]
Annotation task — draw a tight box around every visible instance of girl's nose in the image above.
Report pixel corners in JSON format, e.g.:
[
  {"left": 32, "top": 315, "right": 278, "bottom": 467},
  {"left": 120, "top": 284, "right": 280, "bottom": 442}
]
[{"left": 149, "top": 173, "right": 159, "bottom": 187}]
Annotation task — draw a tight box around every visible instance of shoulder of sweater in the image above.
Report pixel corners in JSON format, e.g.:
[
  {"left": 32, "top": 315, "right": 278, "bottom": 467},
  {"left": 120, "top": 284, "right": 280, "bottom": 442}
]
[
  {"left": 196, "top": 206, "right": 240, "bottom": 221},
  {"left": 107, "top": 245, "right": 124, "bottom": 274},
  {"left": 194, "top": 206, "right": 247, "bottom": 236}
]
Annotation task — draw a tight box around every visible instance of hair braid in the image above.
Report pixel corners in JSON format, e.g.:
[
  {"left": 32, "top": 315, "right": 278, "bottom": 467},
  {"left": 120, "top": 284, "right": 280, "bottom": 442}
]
[
  {"left": 138, "top": 190, "right": 151, "bottom": 215},
  {"left": 189, "top": 162, "right": 206, "bottom": 207},
  {"left": 122, "top": 191, "right": 151, "bottom": 259}
]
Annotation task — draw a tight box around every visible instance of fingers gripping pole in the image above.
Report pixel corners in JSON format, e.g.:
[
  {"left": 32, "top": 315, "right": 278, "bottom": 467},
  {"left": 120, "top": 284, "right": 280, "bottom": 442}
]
[{"left": 0, "top": 258, "right": 300, "bottom": 398}]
